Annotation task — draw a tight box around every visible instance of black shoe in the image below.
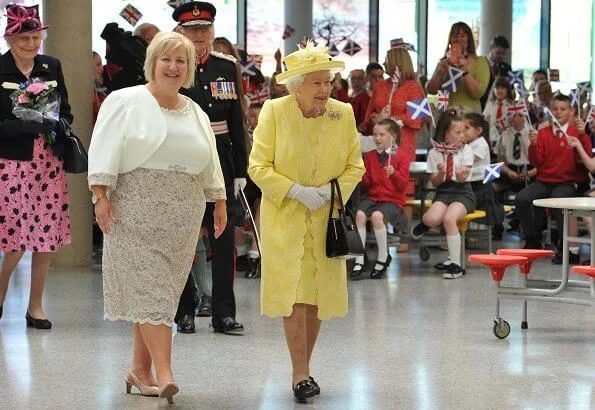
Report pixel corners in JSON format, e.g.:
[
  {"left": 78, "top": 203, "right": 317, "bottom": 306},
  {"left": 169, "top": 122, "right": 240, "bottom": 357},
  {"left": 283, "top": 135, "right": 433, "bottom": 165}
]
[
  {"left": 213, "top": 317, "right": 244, "bottom": 335},
  {"left": 245, "top": 257, "right": 261, "bottom": 279},
  {"left": 410, "top": 222, "right": 430, "bottom": 240},
  {"left": 309, "top": 377, "right": 320, "bottom": 395},
  {"left": 196, "top": 295, "right": 212, "bottom": 317},
  {"left": 551, "top": 252, "right": 580, "bottom": 265},
  {"left": 176, "top": 314, "right": 195, "bottom": 333},
  {"left": 433, "top": 260, "right": 451, "bottom": 270},
  {"left": 293, "top": 380, "right": 316, "bottom": 402},
  {"left": 235, "top": 254, "right": 249, "bottom": 272},
  {"left": 25, "top": 311, "right": 52, "bottom": 329},
  {"left": 350, "top": 262, "right": 365, "bottom": 281},
  {"left": 370, "top": 254, "right": 392, "bottom": 279},
  {"left": 442, "top": 263, "right": 464, "bottom": 279}
]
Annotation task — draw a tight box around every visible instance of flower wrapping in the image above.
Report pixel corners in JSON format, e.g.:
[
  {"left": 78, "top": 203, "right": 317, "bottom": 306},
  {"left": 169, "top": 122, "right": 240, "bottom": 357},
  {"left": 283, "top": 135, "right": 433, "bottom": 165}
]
[{"left": 9, "top": 78, "right": 60, "bottom": 143}]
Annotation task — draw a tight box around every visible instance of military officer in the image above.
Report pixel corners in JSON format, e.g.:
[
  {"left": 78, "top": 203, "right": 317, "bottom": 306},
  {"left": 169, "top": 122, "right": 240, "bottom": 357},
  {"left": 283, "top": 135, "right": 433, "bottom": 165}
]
[{"left": 173, "top": 1, "right": 246, "bottom": 335}]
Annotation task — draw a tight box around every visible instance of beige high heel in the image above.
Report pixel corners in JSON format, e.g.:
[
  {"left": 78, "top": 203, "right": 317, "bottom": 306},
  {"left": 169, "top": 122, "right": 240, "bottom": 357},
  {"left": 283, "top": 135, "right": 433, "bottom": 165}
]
[
  {"left": 158, "top": 382, "right": 179, "bottom": 405},
  {"left": 125, "top": 370, "right": 159, "bottom": 397}
]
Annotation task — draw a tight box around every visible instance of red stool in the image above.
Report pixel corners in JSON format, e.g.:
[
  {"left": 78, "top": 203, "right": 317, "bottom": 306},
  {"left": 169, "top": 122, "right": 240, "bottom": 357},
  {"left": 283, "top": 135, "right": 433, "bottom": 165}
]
[
  {"left": 571, "top": 266, "right": 595, "bottom": 301},
  {"left": 496, "top": 249, "right": 555, "bottom": 329},
  {"left": 468, "top": 254, "right": 528, "bottom": 339}
]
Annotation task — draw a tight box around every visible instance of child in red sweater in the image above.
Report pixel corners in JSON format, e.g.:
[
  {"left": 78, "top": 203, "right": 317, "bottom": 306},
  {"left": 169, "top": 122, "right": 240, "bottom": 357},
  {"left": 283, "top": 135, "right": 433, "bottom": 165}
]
[
  {"left": 352, "top": 119, "right": 410, "bottom": 280},
  {"left": 515, "top": 94, "right": 592, "bottom": 250}
]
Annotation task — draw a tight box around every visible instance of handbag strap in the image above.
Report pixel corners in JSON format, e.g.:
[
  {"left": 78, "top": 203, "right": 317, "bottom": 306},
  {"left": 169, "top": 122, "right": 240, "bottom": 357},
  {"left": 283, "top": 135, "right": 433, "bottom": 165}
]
[{"left": 328, "top": 178, "right": 347, "bottom": 220}]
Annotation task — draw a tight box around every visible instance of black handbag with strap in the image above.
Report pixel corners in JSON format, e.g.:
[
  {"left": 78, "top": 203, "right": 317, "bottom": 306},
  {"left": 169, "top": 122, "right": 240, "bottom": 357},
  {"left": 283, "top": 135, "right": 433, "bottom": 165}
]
[
  {"left": 60, "top": 118, "right": 88, "bottom": 174},
  {"left": 325, "top": 179, "right": 365, "bottom": 258}
]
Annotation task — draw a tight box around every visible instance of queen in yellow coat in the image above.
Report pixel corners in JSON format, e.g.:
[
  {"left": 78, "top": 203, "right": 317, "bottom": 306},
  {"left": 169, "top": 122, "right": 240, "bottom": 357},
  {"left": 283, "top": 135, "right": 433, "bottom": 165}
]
[{"left": 248, "top": 41, "right": 364, "bottom": 401}]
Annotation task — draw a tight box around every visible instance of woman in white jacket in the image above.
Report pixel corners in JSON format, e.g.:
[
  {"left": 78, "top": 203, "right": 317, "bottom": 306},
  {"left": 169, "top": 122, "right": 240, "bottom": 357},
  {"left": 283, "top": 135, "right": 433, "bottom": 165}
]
[{"left": 88, "top": 32, "right": 226, "bottom": 404}]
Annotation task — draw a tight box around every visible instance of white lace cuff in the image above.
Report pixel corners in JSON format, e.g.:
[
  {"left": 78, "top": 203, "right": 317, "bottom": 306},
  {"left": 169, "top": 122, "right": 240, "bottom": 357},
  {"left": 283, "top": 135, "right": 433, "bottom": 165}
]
[
  {"left": 204, "top": 188, "right": 226, "bottom": 202},
  {"left": 88, "top": 173, "right": 118, "bottom": 190}
]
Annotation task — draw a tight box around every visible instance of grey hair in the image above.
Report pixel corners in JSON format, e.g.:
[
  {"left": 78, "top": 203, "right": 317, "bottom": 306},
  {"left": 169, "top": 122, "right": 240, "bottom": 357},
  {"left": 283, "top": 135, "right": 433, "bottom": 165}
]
[
  {"left": 284, "top": 74, "right": 306, "bottom": 95},
  {"left": 134, "top": 23, "right": 159, "bottom": 38}
]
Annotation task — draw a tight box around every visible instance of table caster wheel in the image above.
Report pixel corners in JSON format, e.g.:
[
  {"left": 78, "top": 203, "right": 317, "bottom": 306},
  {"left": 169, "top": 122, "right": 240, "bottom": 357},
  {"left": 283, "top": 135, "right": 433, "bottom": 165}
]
[
  {"left": 493, "top": 319, "right": 511, "bottom": 339},
  {"left": 419, "top": 245, "right": 430, "bottom": 261}
]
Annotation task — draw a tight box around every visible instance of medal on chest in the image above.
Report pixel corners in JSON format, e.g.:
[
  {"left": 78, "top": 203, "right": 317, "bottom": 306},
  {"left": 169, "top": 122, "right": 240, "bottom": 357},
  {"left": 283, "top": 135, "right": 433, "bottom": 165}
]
[{"left": 210, "top": 81, "right": 237, "bottom": 100}]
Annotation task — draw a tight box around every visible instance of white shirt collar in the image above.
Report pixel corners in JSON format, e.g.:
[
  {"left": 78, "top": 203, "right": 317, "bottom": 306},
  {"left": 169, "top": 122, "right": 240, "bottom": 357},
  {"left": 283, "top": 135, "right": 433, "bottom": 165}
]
[
  {"left": 376, "top": 147, "right": 392, "bottom": 154},
  {"left": 554, "top": 122, "right": 569, "bottom": 136}
]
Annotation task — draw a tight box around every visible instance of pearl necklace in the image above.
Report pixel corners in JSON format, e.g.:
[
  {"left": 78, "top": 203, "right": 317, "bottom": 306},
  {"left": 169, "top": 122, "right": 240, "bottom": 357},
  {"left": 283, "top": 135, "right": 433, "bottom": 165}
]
[{"left": 18, "top": 63, "right": 34, "bottom": 76}]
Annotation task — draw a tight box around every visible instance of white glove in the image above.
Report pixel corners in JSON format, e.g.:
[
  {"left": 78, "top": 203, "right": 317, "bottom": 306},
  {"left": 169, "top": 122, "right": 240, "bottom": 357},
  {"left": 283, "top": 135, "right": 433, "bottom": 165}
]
[
  {"left": 287, "top": 183, "right": 326, "bottom": 211},
  {"left": 317, "top": 184, "right": 332, "bottom": 202},
  {"left": 234, "top": 178, "right": 247, "bottom": 198}
]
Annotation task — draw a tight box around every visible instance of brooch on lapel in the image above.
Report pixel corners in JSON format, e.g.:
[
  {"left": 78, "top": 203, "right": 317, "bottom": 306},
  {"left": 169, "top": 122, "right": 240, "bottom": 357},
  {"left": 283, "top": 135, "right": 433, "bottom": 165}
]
[
  {"left": 42, "top": 63, "right": 48, "bottom": 69},
  {"left": 328, "top": 110, "right": 341, "bottom": 120}
]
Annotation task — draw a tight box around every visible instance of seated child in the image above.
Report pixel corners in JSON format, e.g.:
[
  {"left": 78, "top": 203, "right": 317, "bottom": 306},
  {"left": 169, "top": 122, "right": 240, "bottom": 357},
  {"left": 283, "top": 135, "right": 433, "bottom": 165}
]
[
  {"left": 411, "top": 110, "right": 475, "bottom": 279},
  {"left": 353, "top": 119, "right": 410, "bottom": 280},
  {"left": 515, "top": 94, "right": 592, "bottom": 252}
]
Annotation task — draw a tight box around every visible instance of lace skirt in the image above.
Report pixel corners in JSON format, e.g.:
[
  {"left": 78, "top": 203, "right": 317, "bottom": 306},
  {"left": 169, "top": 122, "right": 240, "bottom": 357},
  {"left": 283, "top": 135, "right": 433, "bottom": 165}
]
[{"left": 102, "top": 168, "right": 204, "bottom": 326}]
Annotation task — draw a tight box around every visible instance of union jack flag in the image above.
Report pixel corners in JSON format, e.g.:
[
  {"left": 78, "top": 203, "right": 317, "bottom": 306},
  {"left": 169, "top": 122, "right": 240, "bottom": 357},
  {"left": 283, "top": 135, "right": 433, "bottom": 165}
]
[
  {"left": 248, "top": 87, "right": 270, "bottom": 104},
  {"left": 119, "top": 3, "right": 143, "bottom": 27},
  {"left": 282, "top": 24, "right": 295, "bottom": 40},
  {"left": 240, "top": 59, "right": 257, "bottom": 77},
  {"left": 507, "top": 70, "right": 524, "bottom": 86},
  {"left": 248, "top": 54, "right": 263, "bottom": 69},
  {"left": 495, "top": 116, "right": 508, "bottom": 134},
  {"left": 507, "top": 101, "right": 529, "bottom": 118},
  {"left": 390, "top": 38, "right": 416, "bottom": 51},
  {"left": 569, "top": 89, "right": 580, "bottom": 108},
  {"left": 437, "top": 90, "right": 449, "bottom": 111},
  {"left": 577, "top": 81, "right": 592, "bottom": 95},
  {"left": 432, "top": 140, "right": 458, "bottom": 154},
  {"left": 441, "top": 66, "right": 465, "bottom": 93}
]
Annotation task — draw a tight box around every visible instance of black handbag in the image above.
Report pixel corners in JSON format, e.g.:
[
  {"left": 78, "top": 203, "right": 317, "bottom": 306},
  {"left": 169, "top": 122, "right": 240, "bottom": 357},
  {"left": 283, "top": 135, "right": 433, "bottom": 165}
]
[
  {"left": 325, "top": 179, "right": 365, "bottom": 258},
  {"left": 60, "top": 119, "right": 88, "bottom": 174}
]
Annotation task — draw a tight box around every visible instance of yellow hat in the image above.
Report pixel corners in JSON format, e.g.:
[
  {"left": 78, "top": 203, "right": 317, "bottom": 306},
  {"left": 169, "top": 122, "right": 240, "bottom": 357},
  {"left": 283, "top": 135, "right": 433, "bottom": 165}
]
[{"left": 276, "top": 40, "right": 345, "bottom": 84}]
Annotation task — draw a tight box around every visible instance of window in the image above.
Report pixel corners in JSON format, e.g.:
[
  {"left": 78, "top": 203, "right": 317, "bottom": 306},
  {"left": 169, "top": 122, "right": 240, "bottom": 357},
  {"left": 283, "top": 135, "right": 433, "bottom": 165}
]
[
  {"left": 92, "top": 0, "right": 237, "bottom": 61},
  {"left": 549, "top": 0, "right": 593, "bottom": 92},
  {"left": 378, "top": 0, "right": 418, "bottom": 71},
  {"left": 511, "top": 0, "right": 541, "bottom": 85},
  {"left": 426, "top": 0, "right": 480, "bottom": 78},
  {"left": 246, "top": 0, "right": 284, "bottom": 76}
]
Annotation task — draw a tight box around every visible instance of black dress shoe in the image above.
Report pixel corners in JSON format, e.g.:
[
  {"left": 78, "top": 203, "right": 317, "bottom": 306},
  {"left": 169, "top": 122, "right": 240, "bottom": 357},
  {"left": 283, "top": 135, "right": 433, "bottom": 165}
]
[
  {"left": 370, "top": 254, "right": 392, "bottom": 279},
  {"left": 213, "top": 317, "right": 244, "bottom": 335},
  {"left": 350, "top": 263, "right": 365, "bottom": 281},
  {"left": 25, "top": 312, "right": 52, "bottom": 329},
  {"left": 196, "top": 295, "right": 212, "bottom": 317},
  {"left": 176, "top": 314, "right": 195, "bottom": 333},
  {"left": 309, "top": 377, "right": 320, "bottom": 395},
  {"left": 293, "top": 380, "right": 316, "bottom": 402},
  {"left": 551, "top": 252, "right": 580, "bottom": 265},
  {"left": 235, "top": 255, "right": 250, "bottom": 272},
  {"left": 245, "top": 257, "right": 260, "bottom": 279},
  {"left": 433, "top": 261, "right": 451, "bottom": 270}
]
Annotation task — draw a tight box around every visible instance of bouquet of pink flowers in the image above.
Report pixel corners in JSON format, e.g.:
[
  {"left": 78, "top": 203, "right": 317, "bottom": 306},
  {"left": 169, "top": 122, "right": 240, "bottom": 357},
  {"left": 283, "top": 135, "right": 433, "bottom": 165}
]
[{"left": 9, "top": 78, "right": 60, "bottom": 143}]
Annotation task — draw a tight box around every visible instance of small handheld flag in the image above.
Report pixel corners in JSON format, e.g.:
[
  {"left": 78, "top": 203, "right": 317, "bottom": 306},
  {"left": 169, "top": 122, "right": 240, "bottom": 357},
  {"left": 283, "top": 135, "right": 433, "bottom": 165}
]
[
  {"left": 248, "top": 55, "right": 263, "bottom": 69},
  {"left": 248, "top": 87, "right": 270, "bottom": 104},
  {"left": 407, "top": 98, "right": 433, "bottom": 122},
  {"left": 569, "top": 89, "right": 580, "bottom": 108},
  {"left": 441, "top": 66, "right": 465, "bottom": 93},
  {"left": 437, "top": 90, "right": 449, "bottom": 111},
  {"left": 507, "top": 70, "right": 524, "bottom": 87},
  {"left": 282, "top": 24, "right": 295, "bottom": 40},
  {"left": 585, "top": 105, "right": 595, "bottom": 126},
  {"left": 507, "top": 101, "right": 529, "bottom": 118},
  {"left": 483, "top": 162, "right": 504, "bottom": 184},
  {"left": 120, "top": 3, "right": 143, "bottom": 27},
  {"left": 240, "top": 60, "right": 257, "bottom": 77},
  {"left": 577, "top": 81, "right": 592, "bottom": 95},
  {"left": 542, "top": 106, "right": 568, "bottom": 137},
  {"left": 431, "top": 140, "right": 458, "bottom": 154},
  {"left": 495, "top": 117, "right": 508, "bottom": 135}
]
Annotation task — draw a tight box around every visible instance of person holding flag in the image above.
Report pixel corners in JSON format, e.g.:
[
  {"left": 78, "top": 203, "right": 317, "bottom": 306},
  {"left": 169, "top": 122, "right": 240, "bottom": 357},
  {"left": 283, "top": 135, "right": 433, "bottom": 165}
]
[
  {"left": 426, "top": 22, "right": 490, "bottom": 116},
  {"left": 410, "top": 110, "right": 475, "bottom": 279},
  {"left": 515, "top": 94, "right": 592, "bottom": 252},
  {"left": 483, "top": 77, "right": 514, "bottom": 150}
]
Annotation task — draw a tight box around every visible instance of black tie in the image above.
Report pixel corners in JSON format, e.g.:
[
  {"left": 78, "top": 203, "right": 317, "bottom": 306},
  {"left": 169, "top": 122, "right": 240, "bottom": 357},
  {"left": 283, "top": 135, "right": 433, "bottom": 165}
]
[
  {"left": 377, "top": 151, "right": 389, "bottom": 166},
  {"left": 513, "top": 133, "right": 522, "bottom": 160}
]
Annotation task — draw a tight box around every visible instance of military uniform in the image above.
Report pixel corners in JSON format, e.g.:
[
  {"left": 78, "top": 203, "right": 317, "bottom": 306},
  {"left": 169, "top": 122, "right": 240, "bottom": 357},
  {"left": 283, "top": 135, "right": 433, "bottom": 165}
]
[{"left": 173, "top": 1, "right": 247, "bottom": 334}]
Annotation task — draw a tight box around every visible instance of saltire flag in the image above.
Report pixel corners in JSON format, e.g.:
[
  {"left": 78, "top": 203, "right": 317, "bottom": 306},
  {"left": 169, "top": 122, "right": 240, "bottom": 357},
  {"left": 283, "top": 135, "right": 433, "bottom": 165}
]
[
  {"left": 120, "top": 3, "right": 143, "bottom": 27},
  {"left": 342, "top": 39, "right": 362, "bottom": 56},
  {"left": 390, "top": 38, "right": 415, "bottom": 51},
  {"left": 507, "top": 101, "right": 529, "bottom": 118},
  {"left": 515, "top": 82, "right": 528, "bottom": 100},
  {"left": 441, "top": 66, "right": 465, "bottom": 93},
  {"left": 483, "top": 162, "right": 504, "bottom": 184},
  {"left": 240, "top": 59, "right": 257, "bottom": 77},
  {"left": 569, "top": 89, "right": 580, "bottom": 108},
  {"left": 282, "top": 24, "right": 295, "bottom": 39},
  {"left": 431, "top": 140, "right": 458, "bottom": 154},
  {"left": 437, "top": 90, "right": 449, "bottom": 111},
  {"left": 328, "top": 43, "right": 340, "bottom": 57},
  {"left": 248, "top": 54, "right": 263, "bottom": 69},
  {"left": 248, "top": 87, "right": 270, "bottom": 104},
  {"left": 507, "top": 70, "right": 524, "bottom": 86},
  {"left": 406, "top": 98, "right": 432, "bottom": 120},
  {"left": 543, "top": 106, "right": 568, "bottom": 137},
  {"left": 495, "top": 116, "right": 508, "bottom": 135},
  {"left": 577, "top": 81, "right": 592, "bottom": 95},
  {"left": 585, "top": 105, "right": 595, "bottom": 126}
]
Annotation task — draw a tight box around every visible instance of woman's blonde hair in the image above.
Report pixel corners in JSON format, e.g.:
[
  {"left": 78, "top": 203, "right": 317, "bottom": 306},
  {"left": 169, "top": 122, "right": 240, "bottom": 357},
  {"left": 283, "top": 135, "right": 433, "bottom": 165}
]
[
  {"left": 384, "top": 47, "right": 415, "bottom": 82},
  {"left": 144, "top": 31, "right": 196, "bottom": 89}
]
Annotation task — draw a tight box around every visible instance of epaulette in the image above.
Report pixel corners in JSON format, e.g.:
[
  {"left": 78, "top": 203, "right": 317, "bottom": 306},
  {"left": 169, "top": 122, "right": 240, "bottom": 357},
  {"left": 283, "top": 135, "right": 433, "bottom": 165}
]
[{"left": 210, "top": 50, "right": 236, "bottom": 64}]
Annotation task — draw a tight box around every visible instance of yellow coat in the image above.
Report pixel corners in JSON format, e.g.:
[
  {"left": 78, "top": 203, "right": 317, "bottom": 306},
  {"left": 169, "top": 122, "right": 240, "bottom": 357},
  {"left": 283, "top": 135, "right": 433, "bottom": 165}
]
[{"left": 248, "top": 95, "right": 365, "bottom": 319}]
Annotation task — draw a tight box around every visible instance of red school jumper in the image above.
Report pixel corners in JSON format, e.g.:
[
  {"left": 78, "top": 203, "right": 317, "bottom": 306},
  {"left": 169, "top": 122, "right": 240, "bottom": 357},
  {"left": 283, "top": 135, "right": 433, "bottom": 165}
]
[{"left": 361, "top": 148, "right": 411, "bottom": 209}]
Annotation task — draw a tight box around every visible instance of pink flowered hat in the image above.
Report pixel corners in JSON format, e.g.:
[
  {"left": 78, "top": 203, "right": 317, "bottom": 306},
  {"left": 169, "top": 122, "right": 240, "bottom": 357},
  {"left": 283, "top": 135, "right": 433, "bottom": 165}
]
[{"left": 4, "top": 4, "right": 49, "bottom": 37}]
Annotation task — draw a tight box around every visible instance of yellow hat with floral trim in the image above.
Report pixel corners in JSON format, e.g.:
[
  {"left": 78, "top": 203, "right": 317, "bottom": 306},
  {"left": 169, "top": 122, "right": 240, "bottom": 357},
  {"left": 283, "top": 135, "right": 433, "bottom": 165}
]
[{"left": 276, "top": 40, "right": 345, "bottom": 84}]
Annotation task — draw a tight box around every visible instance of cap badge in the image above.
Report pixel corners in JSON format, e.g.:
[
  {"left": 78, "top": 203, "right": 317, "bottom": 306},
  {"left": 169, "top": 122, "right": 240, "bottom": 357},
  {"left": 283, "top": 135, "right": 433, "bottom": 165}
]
[{"left": 192, "top": 6, "right": 200, "bottom": 16}]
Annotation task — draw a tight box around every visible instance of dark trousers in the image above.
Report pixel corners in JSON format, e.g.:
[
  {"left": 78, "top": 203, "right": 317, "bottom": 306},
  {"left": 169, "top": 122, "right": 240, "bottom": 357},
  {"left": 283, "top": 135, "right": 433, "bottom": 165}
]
[
  {"left": 515, "top": 180, "right": 576, "bottom": 242},
  {"left": 175, "top": 273, "right": 197, "bottom": 323}
]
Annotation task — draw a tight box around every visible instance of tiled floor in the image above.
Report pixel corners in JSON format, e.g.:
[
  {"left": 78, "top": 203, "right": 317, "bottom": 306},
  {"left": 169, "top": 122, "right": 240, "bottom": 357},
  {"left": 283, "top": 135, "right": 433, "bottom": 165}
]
[{"left": 0, "top": 234, "right": 593, "bottom": 409}]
